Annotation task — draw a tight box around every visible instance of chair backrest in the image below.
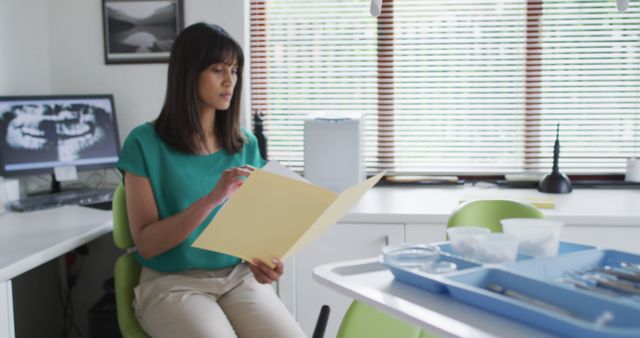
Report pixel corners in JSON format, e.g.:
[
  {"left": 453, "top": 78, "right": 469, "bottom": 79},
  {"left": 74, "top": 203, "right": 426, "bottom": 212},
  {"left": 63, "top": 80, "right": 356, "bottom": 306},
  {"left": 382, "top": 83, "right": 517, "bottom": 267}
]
[
  {"left": 112, "top": 183, "right": 149, "bottom": 338},
  {"left": 113, "top": 184, "right": 134, "bottom": 249},
  {"left": 336, "top": 301, "right": 421, "bottom": 338},
  {"left": 447, "top": 199, "right": 544, "bottom": 233}
]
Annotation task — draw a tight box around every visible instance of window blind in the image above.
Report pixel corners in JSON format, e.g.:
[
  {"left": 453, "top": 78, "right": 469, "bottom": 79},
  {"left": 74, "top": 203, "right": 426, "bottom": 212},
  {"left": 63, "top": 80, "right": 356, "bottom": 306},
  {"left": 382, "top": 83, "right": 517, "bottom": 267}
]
[
  {"left": 530, "top": 0, "right": 640, "bottom": 173},
  {"left": 250, "top": 0, "right": 640, "bottom": 175}
]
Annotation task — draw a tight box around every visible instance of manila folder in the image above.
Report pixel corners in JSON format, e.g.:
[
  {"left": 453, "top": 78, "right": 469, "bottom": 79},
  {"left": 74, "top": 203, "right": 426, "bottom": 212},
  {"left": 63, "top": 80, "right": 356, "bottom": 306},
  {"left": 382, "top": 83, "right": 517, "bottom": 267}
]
[{"left": 192, "top": 169, "right": 384, "bottom": 267}]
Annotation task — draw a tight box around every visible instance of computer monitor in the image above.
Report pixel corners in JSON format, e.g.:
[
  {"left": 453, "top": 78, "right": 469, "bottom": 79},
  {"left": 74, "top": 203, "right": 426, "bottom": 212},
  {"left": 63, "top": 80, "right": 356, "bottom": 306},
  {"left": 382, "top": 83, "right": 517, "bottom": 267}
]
[{"left": 0, "top": 94, "right": 121, "bottom": 192}]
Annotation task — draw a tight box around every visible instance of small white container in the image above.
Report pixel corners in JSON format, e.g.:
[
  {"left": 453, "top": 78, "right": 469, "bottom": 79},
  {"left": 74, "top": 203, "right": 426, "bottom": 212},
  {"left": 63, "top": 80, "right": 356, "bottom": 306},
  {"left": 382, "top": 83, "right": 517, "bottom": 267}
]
[
  {"left": 501, "top": 218, "right": 564, "bottom": 257},
  {"left": 473, "top": 233, "right": 520, "bottom": 264},
  {"left": 446, "top": 227, "right": 491, "bottom": 259}
]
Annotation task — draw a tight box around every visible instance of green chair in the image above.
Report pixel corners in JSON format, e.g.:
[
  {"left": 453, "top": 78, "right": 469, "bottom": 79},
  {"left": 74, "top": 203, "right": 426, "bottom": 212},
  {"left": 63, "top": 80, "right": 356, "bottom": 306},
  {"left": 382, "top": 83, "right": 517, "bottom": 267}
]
[
  {"left": 419, "top": 330, "right": 436, "bottom": 338},
  {"left": 447, "top": 199, "right": 544, "bottom": 233},
  {"left": 336, "top": 301, "right": 424, "bottom": 338},
  {"left": 308, "top": 300, "right": 438, "bottom": 338},
  {"left": 112, "top": 183, "right": 150, "bottom": 338}
]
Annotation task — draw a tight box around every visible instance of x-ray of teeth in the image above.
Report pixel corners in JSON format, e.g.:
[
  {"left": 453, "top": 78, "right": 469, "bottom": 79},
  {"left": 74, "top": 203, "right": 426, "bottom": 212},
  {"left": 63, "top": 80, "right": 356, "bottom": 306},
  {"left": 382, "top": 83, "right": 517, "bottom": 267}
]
[{"left": 0, "top": 99, "right": 117, "bottom": 166}]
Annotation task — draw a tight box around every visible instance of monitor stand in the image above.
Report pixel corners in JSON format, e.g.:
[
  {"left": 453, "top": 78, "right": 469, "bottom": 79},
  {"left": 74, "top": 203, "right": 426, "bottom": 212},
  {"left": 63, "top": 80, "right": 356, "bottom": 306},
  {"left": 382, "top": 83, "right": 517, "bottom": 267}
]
[
  {"left": 51, "top": 174, "right": 61, "bottom": 194},
  {"left": 29, "top": 174, "right": 92, "bottom": 197},
  {"left": 49, "top": 174, "right": 94, "bottom": 195}
]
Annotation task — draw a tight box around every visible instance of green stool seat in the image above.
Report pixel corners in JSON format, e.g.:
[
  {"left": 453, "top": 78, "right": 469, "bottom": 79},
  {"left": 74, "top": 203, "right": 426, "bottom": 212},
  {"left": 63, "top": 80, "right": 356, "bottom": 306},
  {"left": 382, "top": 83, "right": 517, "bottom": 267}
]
[
  {"left": 336, "top": 301, "right": 422, "bottom": 338},
  {"left": 447, "top": 199, "right": 544, "bottom": 233}
]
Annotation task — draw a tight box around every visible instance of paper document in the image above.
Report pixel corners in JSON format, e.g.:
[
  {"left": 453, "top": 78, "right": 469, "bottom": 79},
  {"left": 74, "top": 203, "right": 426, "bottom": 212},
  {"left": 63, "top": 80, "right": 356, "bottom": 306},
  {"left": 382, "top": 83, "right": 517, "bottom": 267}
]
[{"left": 192, "top": 162, "right": 384, "bottom": 267}]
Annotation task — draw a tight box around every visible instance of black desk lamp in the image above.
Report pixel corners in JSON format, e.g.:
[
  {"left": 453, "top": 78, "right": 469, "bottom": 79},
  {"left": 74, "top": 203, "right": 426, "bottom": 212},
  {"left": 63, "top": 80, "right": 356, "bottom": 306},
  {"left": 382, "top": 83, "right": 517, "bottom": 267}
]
[
  {"left": 538, "top": 124, "right": 572, "bottom": 193},
  {"left": 253, "top": 110, "right": 268, "bottom": 160}
]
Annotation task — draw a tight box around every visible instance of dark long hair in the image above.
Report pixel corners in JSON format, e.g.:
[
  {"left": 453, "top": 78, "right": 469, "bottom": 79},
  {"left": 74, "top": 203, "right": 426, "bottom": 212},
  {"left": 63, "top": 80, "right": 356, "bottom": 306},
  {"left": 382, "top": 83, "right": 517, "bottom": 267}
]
[{"left": 155, "top": 22, "right": 245, "bottom": 154}]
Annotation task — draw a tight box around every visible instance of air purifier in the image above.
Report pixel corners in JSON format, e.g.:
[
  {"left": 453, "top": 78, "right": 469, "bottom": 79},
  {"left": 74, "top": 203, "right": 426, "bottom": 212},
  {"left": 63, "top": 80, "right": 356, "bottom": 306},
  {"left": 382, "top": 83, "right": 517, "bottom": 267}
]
[{"left": 304, "top": 113, "right": 365, "bottom": 192}]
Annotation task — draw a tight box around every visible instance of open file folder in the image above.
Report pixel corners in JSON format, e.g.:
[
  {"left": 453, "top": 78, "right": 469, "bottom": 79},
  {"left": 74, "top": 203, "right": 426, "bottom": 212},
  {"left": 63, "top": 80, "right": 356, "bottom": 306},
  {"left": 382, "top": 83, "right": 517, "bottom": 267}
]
[{"left": 192, "top": 163, "right": 384, "bottom": 267}]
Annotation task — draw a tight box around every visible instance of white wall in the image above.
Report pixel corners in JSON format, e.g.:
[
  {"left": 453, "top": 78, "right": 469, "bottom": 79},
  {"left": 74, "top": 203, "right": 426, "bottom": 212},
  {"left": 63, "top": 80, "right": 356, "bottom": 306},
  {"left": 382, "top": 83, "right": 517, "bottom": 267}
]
[
  {"left": 0, "top": 0, "right": 51, "bottom": 94},
  {"left": 187, "top": 0, "right": 252, "bottom": 126},
  {"left": 1, "top": 2, "right": 251, "bottom": 337},
  {"left": 1, "top": 0, "right": 249, "bottom": 142}
]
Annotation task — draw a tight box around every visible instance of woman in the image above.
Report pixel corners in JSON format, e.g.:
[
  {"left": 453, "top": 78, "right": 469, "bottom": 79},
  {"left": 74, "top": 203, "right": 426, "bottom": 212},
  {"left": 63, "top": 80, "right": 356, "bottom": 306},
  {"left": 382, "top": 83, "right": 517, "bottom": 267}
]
[{"left": 116, "top": 23, "right": 306, "bottom": 338}]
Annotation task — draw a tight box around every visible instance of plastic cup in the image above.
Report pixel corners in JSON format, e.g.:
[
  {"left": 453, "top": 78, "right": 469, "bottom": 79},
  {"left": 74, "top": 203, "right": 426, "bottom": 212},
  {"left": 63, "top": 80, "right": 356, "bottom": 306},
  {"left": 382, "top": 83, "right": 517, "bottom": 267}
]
[
  {"left": 446, "top": 226, "right": 491, "bottom": 259},
  {"left": 472, "top": 233, "right": 520, "bottom": 263},
  {"left": 501, "top": 218, "right": 564, "bottom": 257}
]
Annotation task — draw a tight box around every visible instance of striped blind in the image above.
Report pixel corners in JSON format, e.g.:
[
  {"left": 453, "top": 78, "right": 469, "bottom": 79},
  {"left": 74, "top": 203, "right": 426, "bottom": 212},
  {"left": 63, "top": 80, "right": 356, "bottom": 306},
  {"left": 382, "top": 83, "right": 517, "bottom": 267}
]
[{"left": 250, "top": 0, "right": 640, "bottom": 175}]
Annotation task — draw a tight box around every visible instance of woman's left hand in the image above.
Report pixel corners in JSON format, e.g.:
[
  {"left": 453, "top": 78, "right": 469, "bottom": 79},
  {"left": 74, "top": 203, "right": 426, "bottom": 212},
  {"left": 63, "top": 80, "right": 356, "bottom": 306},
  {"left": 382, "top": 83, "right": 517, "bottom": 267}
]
[{"left": 248, "top": 258, "right": 284, "bottom": 284}]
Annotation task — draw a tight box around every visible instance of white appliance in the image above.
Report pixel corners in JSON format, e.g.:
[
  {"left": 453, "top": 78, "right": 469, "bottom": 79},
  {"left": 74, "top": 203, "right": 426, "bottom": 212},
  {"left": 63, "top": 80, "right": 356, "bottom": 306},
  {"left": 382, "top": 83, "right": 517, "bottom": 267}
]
[
  {"left": 0, "top": 177, "right": 20, "bottom": 213},
  {"left": 625, "top": 157, "right": 640, "bottom": 182},
  {"left": 304, "top": 113, "right": 365, "bottom": 192}
]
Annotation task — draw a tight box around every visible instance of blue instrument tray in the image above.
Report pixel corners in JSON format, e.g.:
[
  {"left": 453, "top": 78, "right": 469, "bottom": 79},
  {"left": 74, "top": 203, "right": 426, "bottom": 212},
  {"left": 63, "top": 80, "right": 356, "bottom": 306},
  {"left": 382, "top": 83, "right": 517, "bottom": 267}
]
[
  {"left": 384, "top": 241, "right": 595, "bottom": 294},
  {"left": 506, "top": 249, "right": 640, "bottom": 309},
  {"left": 556, "top": 241, "right": 597, "bottom": 255},
  {"left": 446, "top": 268, "right": 640, "bottom": 338},
  {"left": 507, "top": 248, "right": 639, "bottom": 280},
  {"left": 384, "top": 242, "right": 640, "bottom": 337},
  {"left": 385, "top": 252, "right": 479, "bottom": 293}
]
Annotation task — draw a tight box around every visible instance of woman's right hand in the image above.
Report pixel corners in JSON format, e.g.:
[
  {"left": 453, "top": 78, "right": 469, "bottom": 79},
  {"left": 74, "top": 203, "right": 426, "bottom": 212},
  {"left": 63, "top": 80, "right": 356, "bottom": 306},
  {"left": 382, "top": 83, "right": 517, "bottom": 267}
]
[{"left": 208, "top": 165, "right": 254, "bottom": 205}]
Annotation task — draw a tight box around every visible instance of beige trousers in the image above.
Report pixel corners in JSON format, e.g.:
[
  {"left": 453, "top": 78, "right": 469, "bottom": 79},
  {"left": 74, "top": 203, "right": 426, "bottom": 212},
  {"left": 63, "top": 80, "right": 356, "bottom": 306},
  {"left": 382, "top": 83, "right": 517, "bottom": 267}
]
[{"left": 133, "top": 263, "right": 306, "bottom": 338}]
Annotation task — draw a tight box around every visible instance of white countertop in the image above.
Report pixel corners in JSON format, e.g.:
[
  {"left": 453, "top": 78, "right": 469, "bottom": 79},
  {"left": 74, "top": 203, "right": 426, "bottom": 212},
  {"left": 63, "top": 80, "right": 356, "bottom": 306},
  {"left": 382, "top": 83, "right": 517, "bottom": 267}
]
[
  {"left": 0, "top": 206, "right": 113, "bottom": 281},
  {"left": 1, "top": 186, "right": 637, "bottom": 281},
  {"left": 342, "top": 186, "right": 640, "bottom": 226}
]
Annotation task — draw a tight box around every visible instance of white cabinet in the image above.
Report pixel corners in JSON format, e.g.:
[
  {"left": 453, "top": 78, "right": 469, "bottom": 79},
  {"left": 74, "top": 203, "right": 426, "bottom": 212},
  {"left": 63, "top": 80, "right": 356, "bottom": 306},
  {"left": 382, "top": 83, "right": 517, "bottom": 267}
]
[
  {"left": 0, "top": 281, "right": 14, "bottom": 338},
  {"left": 293, "top": 222, "right": 404, "bottom": 338},
  {"left": 405, "top": 223, "right": 447, "bottom": 244}
]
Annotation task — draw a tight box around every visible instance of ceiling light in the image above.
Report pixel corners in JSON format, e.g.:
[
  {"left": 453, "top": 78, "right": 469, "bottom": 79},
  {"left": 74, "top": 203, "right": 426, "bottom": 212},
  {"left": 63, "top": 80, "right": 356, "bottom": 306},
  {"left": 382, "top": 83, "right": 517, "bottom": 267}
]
[{"left": 370, "top": 0, "right": 382, "bottom": 17}]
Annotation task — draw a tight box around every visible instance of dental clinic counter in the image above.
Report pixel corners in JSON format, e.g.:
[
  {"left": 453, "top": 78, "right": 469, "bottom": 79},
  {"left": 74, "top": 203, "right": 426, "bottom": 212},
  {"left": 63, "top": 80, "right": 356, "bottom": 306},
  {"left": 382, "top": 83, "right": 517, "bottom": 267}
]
[
  {"left": 343, "top": 185, "right": 640, "bottom": 225},
  {"left": 342, "top": 186, "right": 640, "bottom": 251}
]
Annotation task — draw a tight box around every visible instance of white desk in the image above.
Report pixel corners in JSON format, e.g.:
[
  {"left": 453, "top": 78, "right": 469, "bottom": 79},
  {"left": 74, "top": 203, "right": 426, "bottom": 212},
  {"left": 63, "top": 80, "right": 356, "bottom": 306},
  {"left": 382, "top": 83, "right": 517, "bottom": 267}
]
[
  {"left": 0, "top": 206, "right": 113, "bottom": 338},
  {"left": 313, "top": 257, "right": 558, "bottom": 338}
]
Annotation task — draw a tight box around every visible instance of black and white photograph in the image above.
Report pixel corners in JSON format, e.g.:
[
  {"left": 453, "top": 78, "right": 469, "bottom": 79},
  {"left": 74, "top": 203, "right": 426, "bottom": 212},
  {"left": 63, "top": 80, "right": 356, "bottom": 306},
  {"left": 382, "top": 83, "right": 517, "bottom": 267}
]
[{"left": 102, "top": 0, "right": 184, "bottom": 64}]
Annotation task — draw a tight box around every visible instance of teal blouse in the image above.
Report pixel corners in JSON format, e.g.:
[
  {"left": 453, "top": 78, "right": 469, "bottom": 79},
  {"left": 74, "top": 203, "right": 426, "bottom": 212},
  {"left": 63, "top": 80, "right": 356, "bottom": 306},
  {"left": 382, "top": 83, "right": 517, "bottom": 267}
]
[{"left": 116, "top": 123, "right": 265, "bottom": 272}]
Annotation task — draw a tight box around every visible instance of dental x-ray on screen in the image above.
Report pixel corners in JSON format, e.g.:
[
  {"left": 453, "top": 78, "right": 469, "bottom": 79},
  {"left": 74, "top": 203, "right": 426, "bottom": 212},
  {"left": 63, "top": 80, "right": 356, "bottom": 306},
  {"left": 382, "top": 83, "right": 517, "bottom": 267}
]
[{"left": 0, "top": 95, "right": 120, "bottom": 176}]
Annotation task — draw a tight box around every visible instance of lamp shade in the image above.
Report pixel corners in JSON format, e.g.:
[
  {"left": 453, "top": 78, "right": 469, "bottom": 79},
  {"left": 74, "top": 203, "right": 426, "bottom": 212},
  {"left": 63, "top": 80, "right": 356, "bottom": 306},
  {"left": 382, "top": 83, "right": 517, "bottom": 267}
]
[{"left": 617, "top": 0, "right": 629, "bottom": 11}]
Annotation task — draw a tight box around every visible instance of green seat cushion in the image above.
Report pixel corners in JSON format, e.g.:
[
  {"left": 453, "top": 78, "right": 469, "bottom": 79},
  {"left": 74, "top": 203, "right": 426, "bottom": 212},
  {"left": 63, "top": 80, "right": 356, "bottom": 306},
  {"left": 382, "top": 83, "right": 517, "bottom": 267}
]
[{"left": 337, "top": 301, "right": 421, "bottom": 338}]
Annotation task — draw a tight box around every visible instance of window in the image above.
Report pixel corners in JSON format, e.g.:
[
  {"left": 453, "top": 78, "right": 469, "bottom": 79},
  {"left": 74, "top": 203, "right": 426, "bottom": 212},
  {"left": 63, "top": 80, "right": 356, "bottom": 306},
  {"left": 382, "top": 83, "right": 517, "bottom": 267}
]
[{"left": 250, "top": 0, "right": 639, "bottom": 175}]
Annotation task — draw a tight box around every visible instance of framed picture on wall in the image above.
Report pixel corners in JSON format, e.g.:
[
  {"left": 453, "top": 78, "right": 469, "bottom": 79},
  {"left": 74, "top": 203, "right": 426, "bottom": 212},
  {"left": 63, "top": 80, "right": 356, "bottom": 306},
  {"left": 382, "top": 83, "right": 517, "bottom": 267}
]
[{"left": 102, "top": 0, "right": 184, "bottom": 64}]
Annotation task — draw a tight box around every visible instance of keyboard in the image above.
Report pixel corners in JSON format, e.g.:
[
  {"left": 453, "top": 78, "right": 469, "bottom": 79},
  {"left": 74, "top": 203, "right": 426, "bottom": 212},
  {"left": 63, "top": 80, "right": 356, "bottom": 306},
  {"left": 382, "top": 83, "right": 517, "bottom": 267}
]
[{"left": 8, "top": 188, "right": 115, "bottom": 212}]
